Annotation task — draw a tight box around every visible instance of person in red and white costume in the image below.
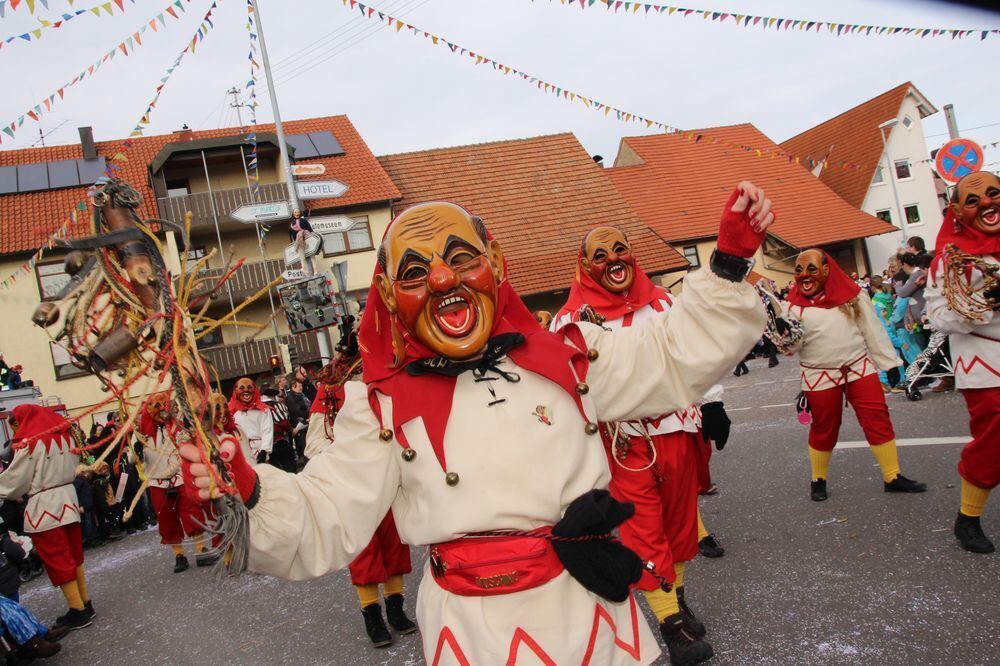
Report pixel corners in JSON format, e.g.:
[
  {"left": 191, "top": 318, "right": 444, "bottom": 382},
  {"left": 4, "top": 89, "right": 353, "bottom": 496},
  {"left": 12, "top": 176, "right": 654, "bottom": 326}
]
[
  {"left": 182, "top": 186, "right": 771, "bottom": 666},
  {"left": 925, "top": 171, "right": 1000, "bottom": 554},
  {"left": 784, "top": 249, "right": 927, "bottom": 502},
  {"left": 0, "top": 405, "right": 94, "bottom": 630},
  {"left": 229, "top": 378, "right": 273, "bottom": 465},
  {"left": 552, "top": 225, "right": 731, "bottom": 665},
  {"left": 138, "top": 392, "right": 214, "bottom": 573}
]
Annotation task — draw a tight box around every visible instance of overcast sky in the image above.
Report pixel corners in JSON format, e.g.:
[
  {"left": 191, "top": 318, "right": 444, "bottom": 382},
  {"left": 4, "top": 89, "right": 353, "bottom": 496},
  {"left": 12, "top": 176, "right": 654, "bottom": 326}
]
[{"left": 2, "top": 0, "right": 998, "bottom": 171}]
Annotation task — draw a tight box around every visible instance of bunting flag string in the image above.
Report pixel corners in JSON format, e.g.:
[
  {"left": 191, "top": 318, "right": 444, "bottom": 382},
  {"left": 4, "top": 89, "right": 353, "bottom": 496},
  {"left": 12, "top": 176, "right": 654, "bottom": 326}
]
[
  {"left": 1, "top": 0, "right": 144, "bottom": 50},
  {"left": 338, "top": 0, "right": 872, "bottom": 173},
  {"left": 538, "top": 0, "right": 999, "bottom": 41},
  {"left": 0, "top": 0, "right": 195, "bottom": 146},
  {"left": 244, "top": 0, "right": 261, "bottom": 204},
  {"left": 0, "top": 0, "right": 223, "bottom": 290}
]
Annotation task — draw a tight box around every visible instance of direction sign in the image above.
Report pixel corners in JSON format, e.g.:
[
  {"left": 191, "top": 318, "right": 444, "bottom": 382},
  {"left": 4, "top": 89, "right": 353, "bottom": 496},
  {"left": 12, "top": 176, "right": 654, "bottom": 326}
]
[
  {"left": 935, "top": 138, "right": 984, "bottom": 183},
  {"left": 282, "top": 268, "right": 307, "bottom": 282},
  {"left": 291, "top": 163, "right": 326, "bottom": 176},
  {"left": 296, "top": 179, "right": 349, "bottom": 200},
  {"left": 309, "top": 215, "right": 356, "bottom": 234},
  {"left": 284, "top": 233, "right": 323, "bottom": 267},
  {"left": 231, "top": 201, "right": 291, "bottom": 224}
]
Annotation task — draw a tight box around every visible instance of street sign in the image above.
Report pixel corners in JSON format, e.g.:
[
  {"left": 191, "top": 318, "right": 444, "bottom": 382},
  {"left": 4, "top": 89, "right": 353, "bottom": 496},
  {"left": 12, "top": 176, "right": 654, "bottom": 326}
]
[
  {"left": 231, "top": 201, "right": 291, "bottom": 224},
  {"left": 291, "top": 163, "right": 326, "bottom": 176},
  {"left": 331, "top": 260, "right": 349, "bottom": 295},
  {"left": 935, "top": 138, "right": 984, "bottom": 183},
  {"left": 284, "top": 233, "right": 322, "bottom": 267},
  {"left": 282, "top": 268, "right": 307, "bottom": 282},
  {"left": 309, "top": 215, "right": 356, "bottom": 234},
  {"left": 296, "top": 179, "right": 349, "bottom": 200}
]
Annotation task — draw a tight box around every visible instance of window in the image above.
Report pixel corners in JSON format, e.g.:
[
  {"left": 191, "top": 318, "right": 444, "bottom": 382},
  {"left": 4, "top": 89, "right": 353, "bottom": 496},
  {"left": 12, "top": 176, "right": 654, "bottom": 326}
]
[
  {"left": 894, "top": 159, "right": 912, "bottom": 180},
  {"left": 320, "top": 216, "right": 374, "bottom": 257},
  {"left": 876, "top": 210, "right": 893, "bottom": 224},
  {"left": 902, "top": 115, "right": 914, "bottom": 129},
  {"left": 50, "top": 341, "right": 88, "bottom": 380},
  {"left": 682, "top": 246, "right": 700, "bottom": 268},
  {"left": 904, "top": 205, "right": 921, "bottom": 226},
  {"left": 184, "top": 246, "right": 207, "bottom": 273},
  {"left": 871, "top": 166, "right": 885, "bottom": 185},
  {"left": 36, "top": 262, "right": 71, "bottom": 301},
  {"left": 165, "top": 179, "right": 190, "bottom": 198}
]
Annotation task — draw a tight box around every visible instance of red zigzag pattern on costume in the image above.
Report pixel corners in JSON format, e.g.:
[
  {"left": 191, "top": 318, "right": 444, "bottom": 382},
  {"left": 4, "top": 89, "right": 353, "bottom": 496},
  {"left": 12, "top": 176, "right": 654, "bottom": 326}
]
[
  {"left": 953, "top": 355, "right": 1000, "bottom": 379},
  {"left": 25, "top": 502, "right": 79, "bottom": 531},
  {"left": 801, "top": 358, "right": 874, "bottom": 391},
  {"left": 431, "top": 595, "right": 643, "bottom": 665}
]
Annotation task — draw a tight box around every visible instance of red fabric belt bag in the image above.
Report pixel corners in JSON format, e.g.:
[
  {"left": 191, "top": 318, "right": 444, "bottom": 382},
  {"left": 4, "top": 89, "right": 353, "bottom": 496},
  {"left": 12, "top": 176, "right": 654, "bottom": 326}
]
[{"left": 429, "top": 529, "right": 564, "bottom": 597}]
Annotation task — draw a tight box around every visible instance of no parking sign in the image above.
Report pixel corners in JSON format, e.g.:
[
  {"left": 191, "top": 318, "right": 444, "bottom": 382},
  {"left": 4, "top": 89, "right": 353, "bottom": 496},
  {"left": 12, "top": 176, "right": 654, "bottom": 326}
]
[{"left": 935, "top": 138, "right": 984, "bottom": 183}]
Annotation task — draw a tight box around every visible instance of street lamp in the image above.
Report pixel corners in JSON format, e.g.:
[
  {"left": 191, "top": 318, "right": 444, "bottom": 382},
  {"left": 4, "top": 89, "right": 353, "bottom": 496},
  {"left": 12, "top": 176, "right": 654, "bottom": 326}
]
[{"left": 878, "top": 118, "right": 908, "bottom": 242}]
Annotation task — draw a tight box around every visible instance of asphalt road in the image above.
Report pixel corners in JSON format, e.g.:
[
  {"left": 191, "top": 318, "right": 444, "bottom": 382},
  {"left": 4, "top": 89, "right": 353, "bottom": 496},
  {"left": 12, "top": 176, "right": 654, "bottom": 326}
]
[{"left": 18, "top": 358, "right": 998, "bottom": 665}]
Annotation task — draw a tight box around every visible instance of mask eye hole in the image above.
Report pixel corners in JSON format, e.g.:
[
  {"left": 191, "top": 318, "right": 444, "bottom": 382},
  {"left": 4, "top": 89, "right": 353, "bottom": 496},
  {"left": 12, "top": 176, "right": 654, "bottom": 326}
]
[
  {"left": 592, "top": 250, "right": 607, "bottom": 262},
  {"left": 400, "top": 264, "right": 429, "bottom": 282}
]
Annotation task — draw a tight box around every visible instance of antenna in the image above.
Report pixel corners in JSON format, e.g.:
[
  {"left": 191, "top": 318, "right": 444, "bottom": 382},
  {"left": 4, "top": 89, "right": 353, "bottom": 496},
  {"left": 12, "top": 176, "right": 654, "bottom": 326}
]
[
  {"left": 228, "top": 87, "right": 244, "bottom": 128},
  {"left": 32, "top": 120, "right": 69, "bottom": 147}
]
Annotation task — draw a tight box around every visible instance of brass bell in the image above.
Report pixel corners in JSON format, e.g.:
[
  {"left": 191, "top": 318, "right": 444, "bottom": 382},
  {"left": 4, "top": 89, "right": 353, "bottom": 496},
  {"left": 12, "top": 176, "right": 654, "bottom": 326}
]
[
  {"left": 575, "top": 382, "right": 589, "bottom": 395},
  {"left": 445, "top": 472, "right": 460, "bottom": 487},
  {"left": 584, "top": 422, "right": 599, "bottom": 435},
  {"left": 31, "top": 302, "right": 60, "bottom": 328},
  {"left": 401, "top": 448, "right": 416, "bottom": 462},
  {"left": 63, "top": 251, "right": 88, "bottom": 276},
  {"left": 379, "top": 428, "right": 393, "bottom": 442},
  {"left": 587, "top": 349, "right": 599, "bottom": 361}
]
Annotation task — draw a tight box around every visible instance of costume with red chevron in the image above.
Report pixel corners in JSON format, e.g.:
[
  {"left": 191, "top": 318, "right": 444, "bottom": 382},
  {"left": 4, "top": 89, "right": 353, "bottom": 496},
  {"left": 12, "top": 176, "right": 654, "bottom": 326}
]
[
  {"left": 784, "top": 249, "right": 925, "bottom": 502},
  {"left": 925, "top": 171, "right": 1000, "bottom": 554}
]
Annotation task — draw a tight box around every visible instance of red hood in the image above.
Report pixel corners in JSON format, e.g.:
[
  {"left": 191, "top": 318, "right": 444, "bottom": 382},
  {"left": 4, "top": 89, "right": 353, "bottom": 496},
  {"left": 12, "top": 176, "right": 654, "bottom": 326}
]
[
  {"left": 786, "top": 250, "right": 861, "bottom": 309},
  {"left": 555, "top": 250, "right": 664, "bottom": 323}
]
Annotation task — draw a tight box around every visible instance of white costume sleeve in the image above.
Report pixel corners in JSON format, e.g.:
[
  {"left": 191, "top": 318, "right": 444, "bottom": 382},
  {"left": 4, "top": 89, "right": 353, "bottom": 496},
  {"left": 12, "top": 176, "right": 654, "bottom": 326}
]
[
  {"left": 855, "top": 292, "right": 902, "bottom": 371},
  {"left": 580, "top": 268, "right": 765, "bottom": 422},
  {"left": 698, "top": 384, "right": 724, "bottom": 405},
  {"left": 259, "top": 410, "right": 274, "bottom": 455},
  {"left": 779, "top": 301, "right": 805, "bottom": 354},
  {"left": 926, "top": 264, "right": 994, "bottom": 334},
  {"left": 248, "top": 382, "right": 398, "bottom": 580},
  {"left": 0, "top": 449, "right": 33, "bottom": 501},
  {"left": 303, "top": 412, "right": 331, "bottom": 459}
]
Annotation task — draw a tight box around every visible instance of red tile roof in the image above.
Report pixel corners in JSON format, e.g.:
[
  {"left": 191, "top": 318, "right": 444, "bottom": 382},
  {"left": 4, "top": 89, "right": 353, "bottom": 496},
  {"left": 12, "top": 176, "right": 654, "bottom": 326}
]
[
  {"left": 0, "top": 115, "right": 399, "bottom": 256},
  {"left": 779, "top": 82, "right": 932, "bottom": 208},
  {"left": 377, "top": 133, "right": 688, "bottom": 297},
  {"left": 606, "top": 124, "right": 896, "bottom": 249}
]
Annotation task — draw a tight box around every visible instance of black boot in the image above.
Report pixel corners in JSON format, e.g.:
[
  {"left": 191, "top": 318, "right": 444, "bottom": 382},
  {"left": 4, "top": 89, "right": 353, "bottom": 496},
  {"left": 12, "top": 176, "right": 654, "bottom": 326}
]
[
  {"left": 768, "top": 354, "right": 779, "bottom": 368},
  {"left": 54, "top": 608, "right": 92, "bottom": 631},
  {"left": 384, "top": 593, "right": 417, "bottom": 635},
  {"left": 83, "top": 600, "right": 96, "bottom": 620},
  {"left": 659, "top": 613, "right": 713, "bottom": 665},
  {"left": 361, "top": 603, "right": 393, "bottom": 648},
  {"left": 810, "top": 479, "right": 828, "bottom": 502},
  {"left": 954, "top": 513, "right": 995, "bottom": 554},
  {"left": 676, "top": 587, "right": 706, "bottom": 637},
  {"left": 196, "top": 552, "right": 220, "bottom": 567},
  {"left": 697, "top": 535, "right": 724, "bottom": 559},
  {"left": 17, "top": 636, "right": 61, "bottom": 659},
  {"left": 173, "top": 554, "right": 190, "bottom": 573},
  {"left": 884, "top": 474, "right": 927, "bottom": 493}
]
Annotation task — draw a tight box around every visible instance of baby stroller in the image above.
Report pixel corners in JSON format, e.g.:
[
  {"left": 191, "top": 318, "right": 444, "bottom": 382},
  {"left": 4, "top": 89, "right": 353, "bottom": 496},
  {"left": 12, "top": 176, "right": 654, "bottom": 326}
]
[{"left": 903, "top": 331, "right": 954, "bottom": 401}]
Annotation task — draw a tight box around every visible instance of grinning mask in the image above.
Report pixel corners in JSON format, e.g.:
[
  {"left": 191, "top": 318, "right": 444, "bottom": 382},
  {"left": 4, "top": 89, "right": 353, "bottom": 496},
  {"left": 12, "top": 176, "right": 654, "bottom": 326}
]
[
  {"left": 952, "top": 171, "right": 1000, "bottom": 235},
  {"left": 580, "top": 226, "right": 635, "bottom": 294},
  {"left": 793, "top": 249, "right": 830, "bottom": 298},
  {"left": 144, "top": 391, "right": 173, "bottom": 426}
]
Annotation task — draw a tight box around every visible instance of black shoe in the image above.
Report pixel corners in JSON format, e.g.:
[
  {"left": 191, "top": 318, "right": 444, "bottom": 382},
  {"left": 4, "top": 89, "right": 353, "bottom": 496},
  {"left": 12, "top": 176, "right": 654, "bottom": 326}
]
[
  {"left": 196, "top": 553, "right": 220, "bottom": 567},
  {"left": 884, "top": 474, "right": 927, "bottom": 493},
  {"left": 384, "top": 593, "right": 417, "bottom": 635},
  {"left": 676, "top": 587, "right": 706, "bottom": 637},
  {"left": 704, "top": 484, "right": 719, "bottom": 496},
  {"left": 811, "top": 479, "right": 828, "bottom": 502},
  {"left": 174, "top": 554, "right": 190, "bottom": 573},
  {"left": 768, "top": 356, "right": 779, "bottom": 368},
  {"left": 698, "top": 535, "right": 725, "bottom": 559},
  {"left": 954, "top": 513, "right": 995, "bottom": 554},
  {"left": 45, "top": 624, "right": 71, "bottom": 642},
  {"left": 54, "top": 608, "right": 93, "bottom": 630},
  {"left": 659, "top": 613, "right": 714, "bottom": 665},
  {"left": 17, "top": 636, "right": 61, "bottom": 659},
  {"left": 82, "top": 600, "right": 95, "bottom": 620},
  {"left": 361, "top": 603, "right": 393, "bottom": 647}
]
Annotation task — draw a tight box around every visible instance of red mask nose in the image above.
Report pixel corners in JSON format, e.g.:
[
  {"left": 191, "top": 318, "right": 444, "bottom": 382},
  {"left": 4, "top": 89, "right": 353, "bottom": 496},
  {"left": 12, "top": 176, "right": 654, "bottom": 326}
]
[{"left": 427, "top": 263, "right": 461, "bottom": 294}]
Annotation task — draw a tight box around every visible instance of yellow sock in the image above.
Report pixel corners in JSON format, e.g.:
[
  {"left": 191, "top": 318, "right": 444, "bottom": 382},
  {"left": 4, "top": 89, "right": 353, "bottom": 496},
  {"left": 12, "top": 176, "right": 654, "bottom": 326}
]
[
  {"left": 384, "top": 574, "right": 404, "bottom": 597},
  {"left": 960, "top": 480, "right": 991, "bottom": 518},
  {"left": 60, "top": 580, "right": 84, "bottom": 611},
  {"left": 869, "top": 439, "right": 901, "bottom": 483},
  {"left": 355, "top": 584, "right": 380, "bottom": 608},
  {"left": 644, "top": 588, "right": 680, "bottom": 622},
  {"left": 75, "top": 566, "right": 90, "bottom": 604},
  {"left": 809, "top": 447, "right": 832, "bottom": 481},
  {"left": 674, "top": 561, "right": 686, "bottom": 589},
  {"left": 193, "top": 534, "right": 206, "bottom": 554},
  {"left": 171, "top": 545, "right": 185, "bottom": 557},
  {"left": 696, "top": 510, "right": 709, "bottom": 541}
]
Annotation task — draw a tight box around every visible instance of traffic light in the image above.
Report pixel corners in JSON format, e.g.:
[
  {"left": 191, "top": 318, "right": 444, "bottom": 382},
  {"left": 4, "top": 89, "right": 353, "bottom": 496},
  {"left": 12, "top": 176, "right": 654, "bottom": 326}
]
[{"left": 268, "top": 354, "right": 281, "bottom": 370}]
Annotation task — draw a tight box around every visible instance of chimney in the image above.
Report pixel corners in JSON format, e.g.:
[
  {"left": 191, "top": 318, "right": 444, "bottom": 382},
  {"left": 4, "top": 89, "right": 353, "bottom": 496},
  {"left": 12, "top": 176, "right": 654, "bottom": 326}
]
[{"left": 78, "top": 126, "right": 97, "bottom": 159}]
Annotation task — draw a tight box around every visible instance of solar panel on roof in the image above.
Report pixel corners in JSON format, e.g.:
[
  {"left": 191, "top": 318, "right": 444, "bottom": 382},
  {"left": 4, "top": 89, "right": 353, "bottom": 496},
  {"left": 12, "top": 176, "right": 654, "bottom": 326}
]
[
  {"left": 0, "top": 166, "right": 16, "bottom": 195},
  {"left": 17, "top": 163, "right": 48, "bottom": 192},
  {"left": 76, "top": 157, "right": 106, "bottom": 185},
  {"left": 48, "top": 159, "right": 80, "bottom": 189},
  {"left": 285, "top": 134, "right": 319, "bottom": 158},
  {"left": 308, "top": 131, "right": 344, "bottom": 157}
]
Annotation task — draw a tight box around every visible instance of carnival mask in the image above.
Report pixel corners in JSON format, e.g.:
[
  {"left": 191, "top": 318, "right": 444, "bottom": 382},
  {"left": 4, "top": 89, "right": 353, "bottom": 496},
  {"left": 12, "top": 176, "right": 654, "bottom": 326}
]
[
  {"left": 533, "top": 310, "right": 553, "bottom": 330},
  {"left": 794, "top": 249, "right": 830, "bottom": 298},
  {"left": 580, "top": 227, "right": 635, "bottom": 294},
  {"left": 953, "top": 171, "right": 1000, "bottom": 235},
  {"left": 145, "top": 392, "right": 173, "bottom": 425},
  {"left": 234, "top": 378, "right": 257, "bottom": 404},
  {"left": 375, "top": 202, "right": 505, "bottom": 361},
  {"left": 209, "top": 392, "right": 229, "bottom": 431}
]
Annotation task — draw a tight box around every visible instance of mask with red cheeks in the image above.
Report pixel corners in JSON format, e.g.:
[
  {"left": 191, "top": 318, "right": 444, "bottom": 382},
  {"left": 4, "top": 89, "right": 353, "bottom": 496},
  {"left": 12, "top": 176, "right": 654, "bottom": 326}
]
[
  {"left": 234, "top": 378, "right": 257, "bottom": 404},
  {"left": 209, "top": 393, "right": 229, "bottom": 431},
  {"left": 581, "top": 227, "right": 635, "bottom": 293},
  {"left": 953, "top": 172, "right": 1000, "bottom": 235},
  {"left": 375, "top": 203, "right": 505, "bottom": 361},
  {"left": 794, "top": 249, "right": 830, "bottom": 298},
  {"left": 144, "top": 392, "right": 173, "bottom": 426}
]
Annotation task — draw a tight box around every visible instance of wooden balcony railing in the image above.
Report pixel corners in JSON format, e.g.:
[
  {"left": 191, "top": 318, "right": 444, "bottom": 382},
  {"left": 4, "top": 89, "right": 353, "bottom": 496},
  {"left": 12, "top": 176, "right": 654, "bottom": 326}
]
[
  {"left": 199, "top": 331, "right": 323, "bottom": 381},
  {"left": 156, "top": 182, "right": 288, "bottom": 227},
  {"left": 192, "top": 258, "right": 284, "bottom": 305}
]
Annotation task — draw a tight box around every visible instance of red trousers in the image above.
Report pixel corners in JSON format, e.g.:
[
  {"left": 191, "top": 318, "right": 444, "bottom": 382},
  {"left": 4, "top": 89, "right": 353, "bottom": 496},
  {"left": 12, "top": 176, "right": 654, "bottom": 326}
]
[
  {"left": 149, "top": 485, "right": 211, "bottom": 545},
  {"left": 693, "top": 434, "right": 713, "bottom": 495},
  {"left": 959, "top": 387, "right": 1000, "bottom": 490},
  {"left": 608, "top": 430, "right": 699, "bottom": 591},
  {"left": 806, "top": 373, "right": 895, "bottom": 452},
  {"left": 32, "top": 522, "right": 84, "bottom": 587},
  {"left": 348, "top": 511, "right": 411, "bottom": 586}
]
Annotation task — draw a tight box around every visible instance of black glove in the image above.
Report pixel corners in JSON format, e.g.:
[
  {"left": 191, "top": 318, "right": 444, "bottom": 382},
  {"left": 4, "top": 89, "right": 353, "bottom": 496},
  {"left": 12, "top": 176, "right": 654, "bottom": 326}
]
[
  {"left": 551, "top": 490, "right": 643, "bottom": 602},
  {"left": 775, "top": 317, "right": 791, "bottom": 335},
  {"left": 701, "top": 401, "right": 731, "bottom": 451},
  {"left": 256, "top": 450, "right": 269, "bottom": 464},
  {"left": 885, "top": 366, "right": 901, "bottom": 388}
]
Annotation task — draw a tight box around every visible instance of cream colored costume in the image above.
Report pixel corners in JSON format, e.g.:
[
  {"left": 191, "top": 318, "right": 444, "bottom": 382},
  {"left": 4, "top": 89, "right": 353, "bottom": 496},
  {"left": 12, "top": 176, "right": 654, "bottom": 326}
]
[
  {"left": 0, "top": 430, "right": 80, "bottom": 534},
  {"left": 142, "top": 425, "right": 183, "bottom": 490}
]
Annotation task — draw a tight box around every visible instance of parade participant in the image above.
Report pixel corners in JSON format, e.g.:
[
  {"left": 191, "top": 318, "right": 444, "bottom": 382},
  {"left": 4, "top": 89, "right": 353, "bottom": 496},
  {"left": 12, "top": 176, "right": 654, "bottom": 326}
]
[
  {"left": 182, "top": 186, "right": 772, "bottom": 665},
  {"left": 0, "top": 405, "right": 93, "bottom": 630},
  {"left": 138, "top": 393, "right": 212, "bottom": 572},
  {"left": 229, "top": 378, "right": 273, "bottom": 464},
  {"left": 925, "top": 171, "right": 1000, "bottom": 554},
  {"left": 533, "top": 310, "right": 553, "bottom": 330},
  {"left": 552, "top": 225, "right": 732, "bottom": 664},
  {"left": 784, "top": 249, "right": 926, "bottom": 501}
]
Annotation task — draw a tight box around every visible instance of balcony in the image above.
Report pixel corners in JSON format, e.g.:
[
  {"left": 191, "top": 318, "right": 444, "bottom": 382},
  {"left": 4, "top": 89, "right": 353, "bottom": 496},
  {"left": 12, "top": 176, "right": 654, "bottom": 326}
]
[
  {"left": 192, "top": 258, "right": 284, "bottom": 305},
  {"left": 199, "top": 331, "right": 324, "bottom": 381},
  {"left": 156, "top": 182, "right": 289, "bottom": 228}
]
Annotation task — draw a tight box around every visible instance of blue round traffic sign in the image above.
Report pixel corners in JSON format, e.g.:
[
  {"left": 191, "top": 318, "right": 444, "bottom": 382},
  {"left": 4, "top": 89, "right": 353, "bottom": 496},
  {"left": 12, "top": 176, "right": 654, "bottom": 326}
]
[{"left": 935, "top": 138, "right": 983, "bottom": 183}]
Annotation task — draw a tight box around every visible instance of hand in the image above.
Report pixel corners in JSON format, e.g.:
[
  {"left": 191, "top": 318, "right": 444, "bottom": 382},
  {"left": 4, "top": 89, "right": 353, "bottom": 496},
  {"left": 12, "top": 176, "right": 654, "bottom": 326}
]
[
  {"left": 179, "top": 435, "right": 258, "bottom": 504},
  {"left": 716, "top": 182, "right": 775, "bottom": 258},
  {"left": 700, "top": 402, "right": 731, "bottom": 451},
  {"left": 775, "top": 317, "right": 791, "bottom": 335},
  {"left": 256, "top": 450, "right": 269, "bottom": 465}
]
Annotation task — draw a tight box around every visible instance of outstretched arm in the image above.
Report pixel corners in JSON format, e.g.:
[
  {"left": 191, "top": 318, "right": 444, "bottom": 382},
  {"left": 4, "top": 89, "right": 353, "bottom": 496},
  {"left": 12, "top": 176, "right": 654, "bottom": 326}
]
[{"left": 856, "top": 292, "right": 903, "bottom": 371}]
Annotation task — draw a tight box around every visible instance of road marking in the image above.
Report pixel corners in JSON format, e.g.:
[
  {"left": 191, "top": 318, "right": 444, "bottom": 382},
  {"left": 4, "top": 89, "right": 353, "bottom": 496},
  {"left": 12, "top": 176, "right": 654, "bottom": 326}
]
[
  {"left": 838, "top": 436, "right": 970, "bottom": 449},
  {"left": 729, "top": 402, "right": 793, "bottom": 412}
]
